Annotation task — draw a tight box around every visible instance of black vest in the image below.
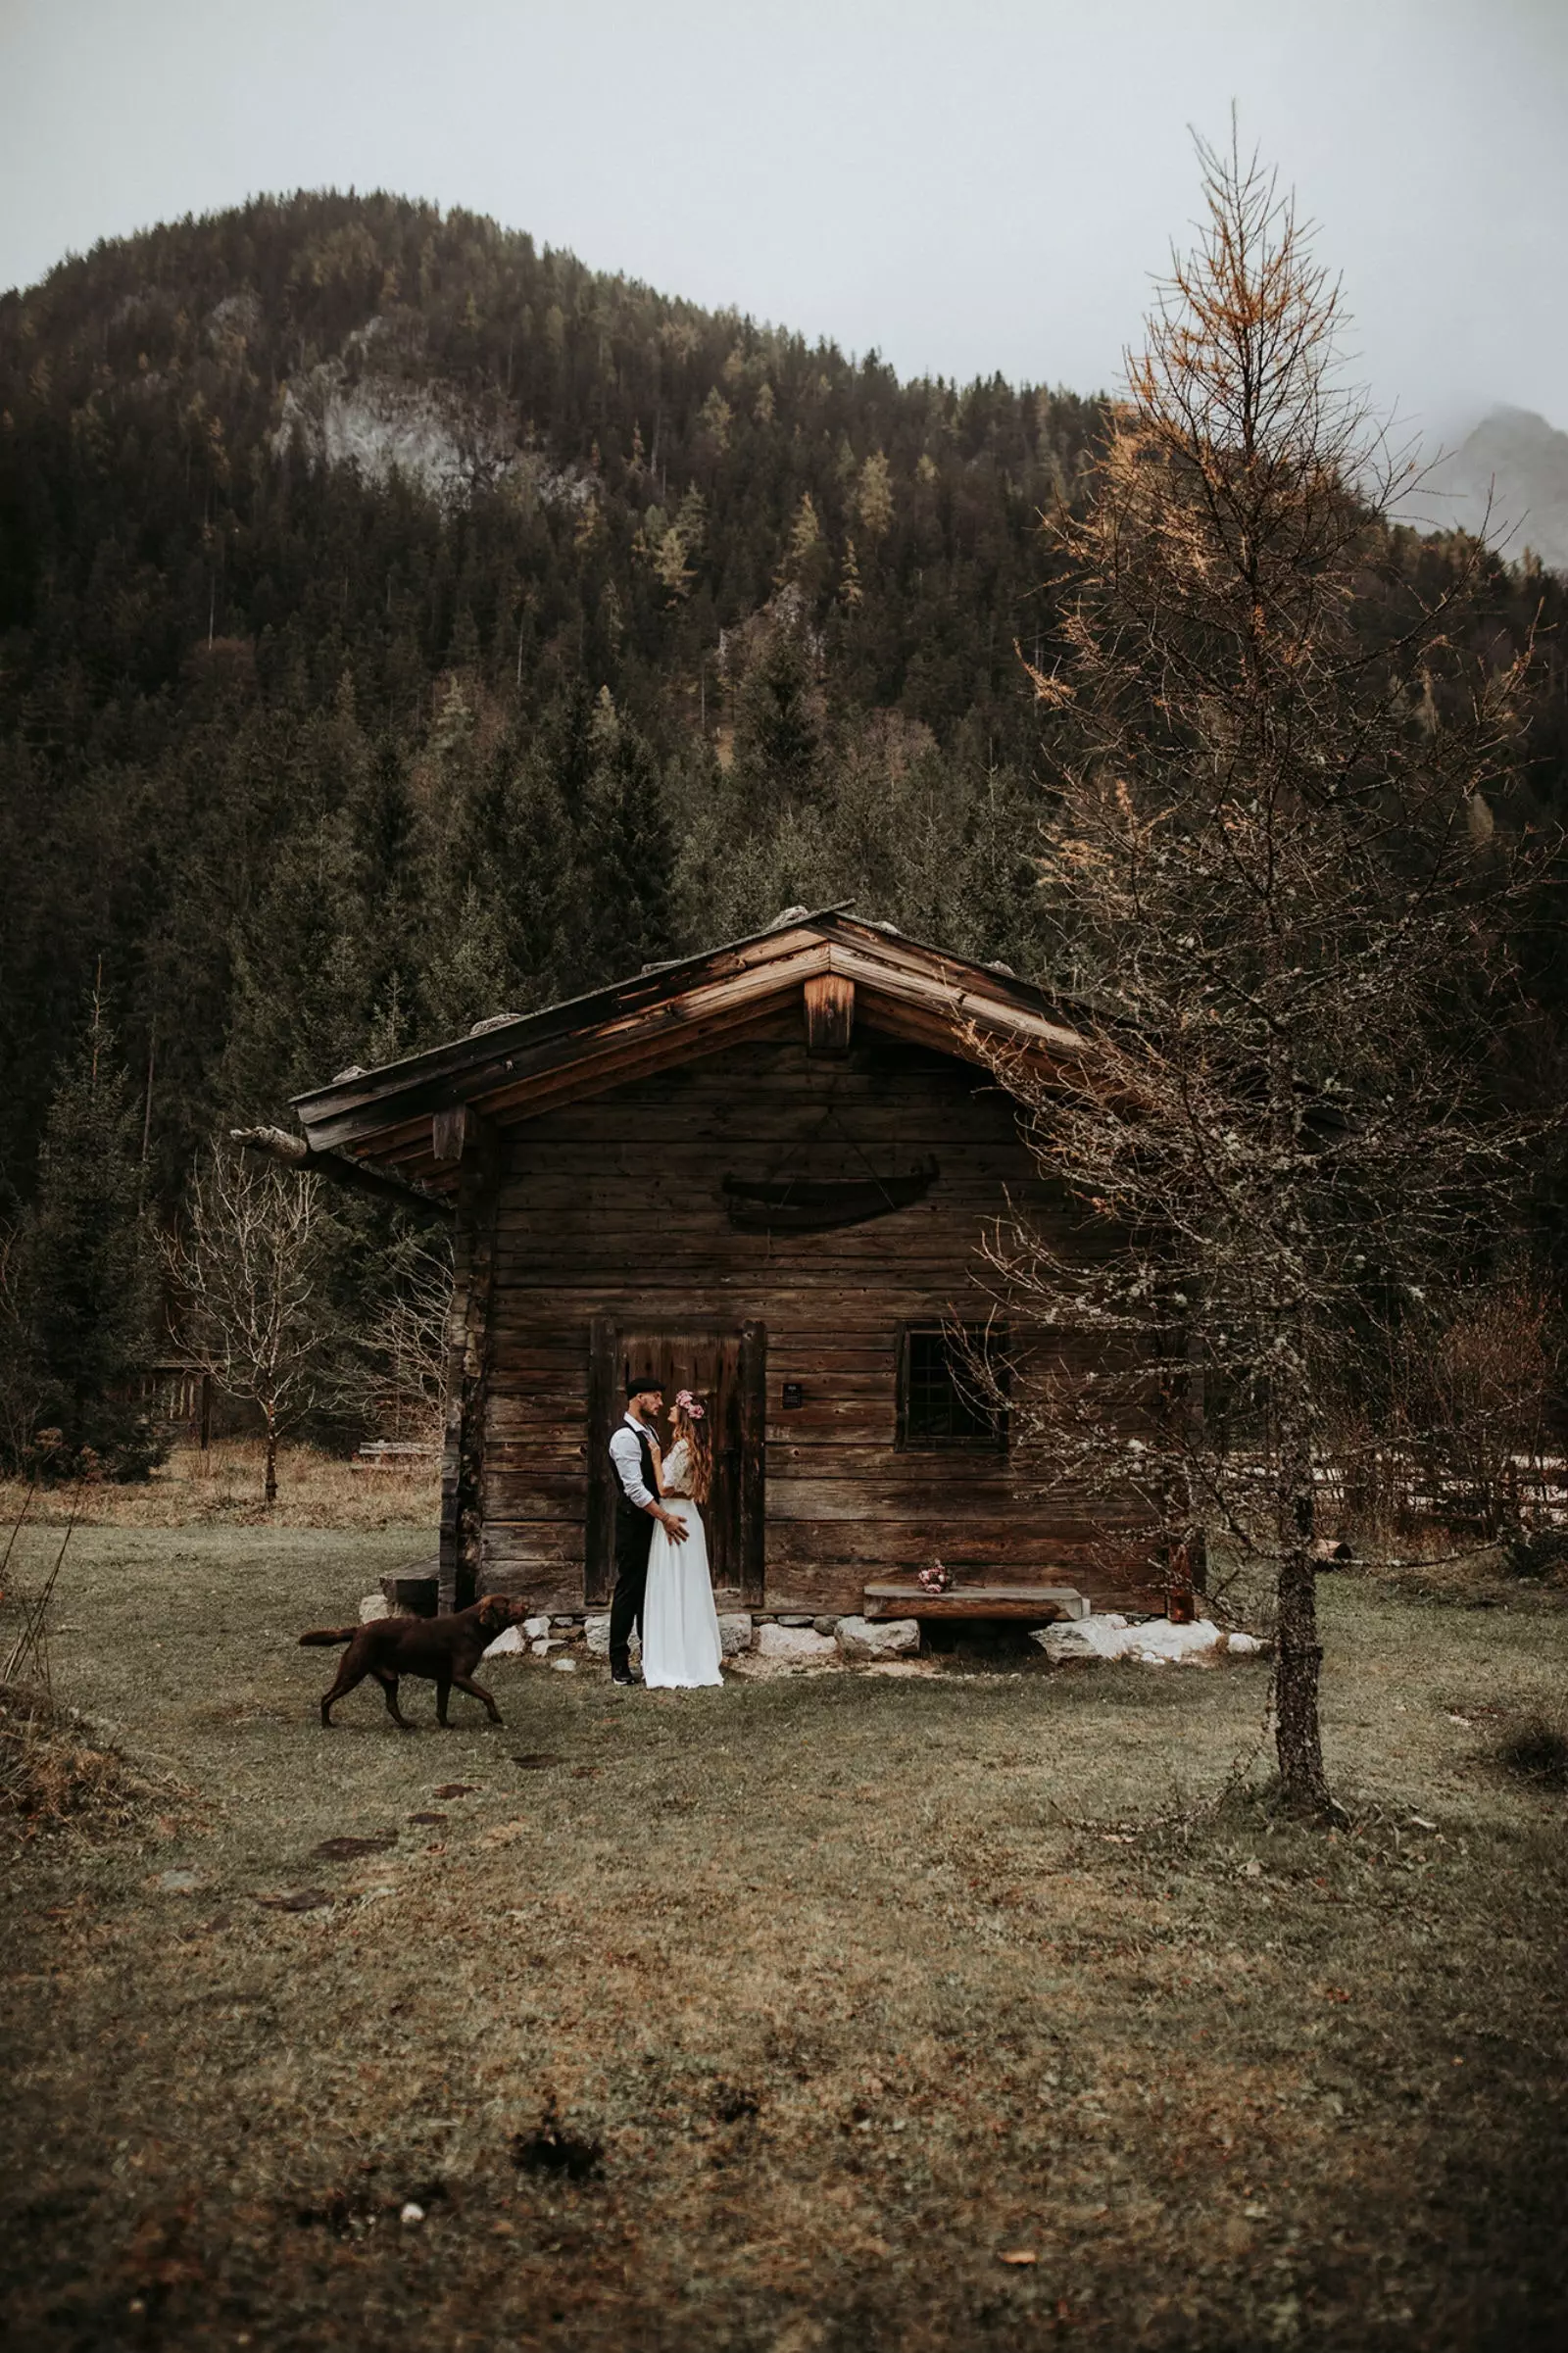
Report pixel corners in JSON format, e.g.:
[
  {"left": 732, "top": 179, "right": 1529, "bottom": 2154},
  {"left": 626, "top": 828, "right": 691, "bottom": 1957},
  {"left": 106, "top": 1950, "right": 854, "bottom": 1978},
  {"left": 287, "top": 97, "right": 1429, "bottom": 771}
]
[{"left": 613, "top": 1421, "right": 658, "bottom": 1537}]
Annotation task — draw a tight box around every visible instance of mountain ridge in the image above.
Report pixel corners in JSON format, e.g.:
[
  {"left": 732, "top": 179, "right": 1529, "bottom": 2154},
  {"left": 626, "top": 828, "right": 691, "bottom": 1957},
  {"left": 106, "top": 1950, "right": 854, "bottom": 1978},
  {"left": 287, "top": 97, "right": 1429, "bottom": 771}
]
[{"left": 0, "top": 190, "right": 1562, "bottom": 1219}]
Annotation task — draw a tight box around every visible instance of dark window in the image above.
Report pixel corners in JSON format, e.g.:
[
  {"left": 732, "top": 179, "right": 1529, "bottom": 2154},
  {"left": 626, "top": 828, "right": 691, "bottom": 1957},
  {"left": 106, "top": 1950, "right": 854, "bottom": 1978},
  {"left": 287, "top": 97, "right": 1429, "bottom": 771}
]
[{"left": 897, "top": 1325, "right": 1007, "bottom": 1450}]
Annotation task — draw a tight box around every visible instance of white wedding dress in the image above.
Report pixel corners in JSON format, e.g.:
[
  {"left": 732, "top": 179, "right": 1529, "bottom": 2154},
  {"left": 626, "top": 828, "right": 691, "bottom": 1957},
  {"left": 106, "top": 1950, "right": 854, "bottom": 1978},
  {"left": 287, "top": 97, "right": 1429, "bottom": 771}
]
[{"left": 642, "top": 1439, "right": 724, "bottom": 1689}]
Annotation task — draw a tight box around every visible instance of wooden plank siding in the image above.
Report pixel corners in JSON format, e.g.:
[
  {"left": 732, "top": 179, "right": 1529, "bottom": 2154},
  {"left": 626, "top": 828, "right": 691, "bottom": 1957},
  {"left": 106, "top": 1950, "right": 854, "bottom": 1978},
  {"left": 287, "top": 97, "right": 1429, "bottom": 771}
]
[{"left": 475, "top": 1036, "right": 1158, "bottom": 1618}]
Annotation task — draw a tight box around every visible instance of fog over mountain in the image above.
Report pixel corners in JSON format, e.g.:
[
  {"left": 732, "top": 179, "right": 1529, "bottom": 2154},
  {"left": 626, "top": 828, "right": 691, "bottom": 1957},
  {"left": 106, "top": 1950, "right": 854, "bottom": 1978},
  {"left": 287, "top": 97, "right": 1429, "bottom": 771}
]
[{"left": 1419, "top": 409, "right": 1568, "bottom": 578}]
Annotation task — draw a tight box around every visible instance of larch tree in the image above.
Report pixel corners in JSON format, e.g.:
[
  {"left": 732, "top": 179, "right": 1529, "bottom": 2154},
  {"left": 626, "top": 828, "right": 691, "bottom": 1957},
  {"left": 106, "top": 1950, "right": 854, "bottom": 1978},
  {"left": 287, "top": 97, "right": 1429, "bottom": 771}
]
[
  {"left": 855, "top": 450, "right": 896, "bottom": 545},
  {"left": 985, "top": 131, "right": 1540, "bottom": 1816}
]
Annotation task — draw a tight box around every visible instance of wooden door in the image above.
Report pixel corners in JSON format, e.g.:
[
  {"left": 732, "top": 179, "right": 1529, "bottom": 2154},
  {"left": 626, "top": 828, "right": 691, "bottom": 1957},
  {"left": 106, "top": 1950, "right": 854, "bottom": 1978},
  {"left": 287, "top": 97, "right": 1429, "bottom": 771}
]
[{"left": 585, "top": 1319, "right": 765, "bottom": 1606}]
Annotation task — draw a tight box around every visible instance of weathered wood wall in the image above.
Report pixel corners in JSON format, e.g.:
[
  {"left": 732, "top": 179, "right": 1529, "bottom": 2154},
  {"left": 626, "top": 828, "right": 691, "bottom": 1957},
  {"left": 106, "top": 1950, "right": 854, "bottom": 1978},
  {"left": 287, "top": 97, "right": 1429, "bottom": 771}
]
[{"left": 476, "top": 1036, "right": 1158, "bottom": 1616}]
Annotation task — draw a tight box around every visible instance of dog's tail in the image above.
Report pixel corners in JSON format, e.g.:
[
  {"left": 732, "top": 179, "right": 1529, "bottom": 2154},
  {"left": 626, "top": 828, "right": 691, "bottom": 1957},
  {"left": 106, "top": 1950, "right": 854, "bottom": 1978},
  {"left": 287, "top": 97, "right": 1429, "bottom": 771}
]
[{"left": 298, "top": 1625, "right": 360, "bottom": 1648}]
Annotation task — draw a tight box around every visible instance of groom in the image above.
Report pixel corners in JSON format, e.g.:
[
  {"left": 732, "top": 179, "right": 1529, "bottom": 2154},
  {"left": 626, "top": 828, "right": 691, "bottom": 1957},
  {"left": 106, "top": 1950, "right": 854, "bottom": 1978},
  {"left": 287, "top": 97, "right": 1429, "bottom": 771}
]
[{"left": 608, "top": 1375, "right": 688, "bottom": 1687}]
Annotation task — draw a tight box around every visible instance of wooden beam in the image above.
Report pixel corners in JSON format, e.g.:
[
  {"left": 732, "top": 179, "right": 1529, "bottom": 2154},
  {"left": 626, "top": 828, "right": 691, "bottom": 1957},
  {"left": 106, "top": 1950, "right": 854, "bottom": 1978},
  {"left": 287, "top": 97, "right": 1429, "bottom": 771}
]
[
  {"left": 431, "top": 1103, "right": 470, "bottom": 1162},
  {"left": 826, "top": 945, "right": 1092, "bottom": 1062},
  {"left": 229, "top": 1126, "right": 453, "bottom": 1219},
  {"left": 739, "top": 1319, "right": 767, "bottom": 1606},
  {"left": 583, "top": 1314, "right": 618, "bottom": 1606},
  {"left": 431, "top": 1102, "right": 500, "bottom": 1165},
  {"left": 804, "top": 972, "right": 855, "bottom": 1056},
  {"left": 438, "top": 1118, "right": 504, "bottom": 1615},
  {"left": 861, "top": 1581, "right": 1090, "bottom": 1621}
]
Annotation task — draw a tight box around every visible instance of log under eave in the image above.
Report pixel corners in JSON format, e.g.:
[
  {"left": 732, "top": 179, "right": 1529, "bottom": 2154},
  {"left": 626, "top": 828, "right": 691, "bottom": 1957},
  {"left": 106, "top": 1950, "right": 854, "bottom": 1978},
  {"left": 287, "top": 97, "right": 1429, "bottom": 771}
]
[{"left": 229, "top": 1126, "right": 455, "bottom": 1219}]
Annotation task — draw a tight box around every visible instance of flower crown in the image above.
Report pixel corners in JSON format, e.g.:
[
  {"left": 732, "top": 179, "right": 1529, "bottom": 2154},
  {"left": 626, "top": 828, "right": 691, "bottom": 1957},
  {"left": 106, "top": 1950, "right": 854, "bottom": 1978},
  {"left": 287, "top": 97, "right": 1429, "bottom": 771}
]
[{"left": 674, "top": 1389, "right": 706, "bottom": 1420}]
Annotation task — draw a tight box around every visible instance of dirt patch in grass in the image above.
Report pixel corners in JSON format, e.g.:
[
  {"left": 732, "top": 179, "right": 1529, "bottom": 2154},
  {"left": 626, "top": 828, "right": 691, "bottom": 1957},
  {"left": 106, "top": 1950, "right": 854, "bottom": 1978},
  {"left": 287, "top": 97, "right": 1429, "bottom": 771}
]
[
  {"left": 1490, "top": 1712, "right": 1568, "bottom": 1789},
  {"left": 1, "top": 1528, "right": 1566, "bottom": 2349}
]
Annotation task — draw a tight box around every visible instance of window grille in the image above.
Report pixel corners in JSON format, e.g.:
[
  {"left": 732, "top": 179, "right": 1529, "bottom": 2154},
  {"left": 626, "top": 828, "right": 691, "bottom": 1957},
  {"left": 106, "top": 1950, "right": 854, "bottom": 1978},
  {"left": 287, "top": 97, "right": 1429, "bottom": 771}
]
[{"left": 897, "top": 1325, "right": 1007, "bottom": 1450}]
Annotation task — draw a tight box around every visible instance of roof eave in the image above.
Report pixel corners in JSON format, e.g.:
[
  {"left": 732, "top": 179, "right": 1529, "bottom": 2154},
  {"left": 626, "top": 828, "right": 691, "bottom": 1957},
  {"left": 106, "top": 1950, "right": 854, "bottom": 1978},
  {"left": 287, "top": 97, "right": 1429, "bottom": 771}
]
[{"left": 290, "top": 911, "right": 1094, "bottom": 1164}]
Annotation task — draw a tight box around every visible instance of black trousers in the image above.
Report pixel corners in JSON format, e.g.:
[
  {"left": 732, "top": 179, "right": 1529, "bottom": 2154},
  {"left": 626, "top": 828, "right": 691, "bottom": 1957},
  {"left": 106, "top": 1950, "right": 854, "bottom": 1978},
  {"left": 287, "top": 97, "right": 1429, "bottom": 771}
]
[{"left": 609, "top": 1512, "right": 654, "bottom": 1675}]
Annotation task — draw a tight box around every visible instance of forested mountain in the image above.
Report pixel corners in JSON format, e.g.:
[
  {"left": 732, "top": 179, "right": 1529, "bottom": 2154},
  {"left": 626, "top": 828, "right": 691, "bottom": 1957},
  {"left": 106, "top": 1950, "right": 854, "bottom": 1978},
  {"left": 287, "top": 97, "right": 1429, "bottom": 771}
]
[{"left": 1, "top": 188, "right": 1564, "bottom": 1232}]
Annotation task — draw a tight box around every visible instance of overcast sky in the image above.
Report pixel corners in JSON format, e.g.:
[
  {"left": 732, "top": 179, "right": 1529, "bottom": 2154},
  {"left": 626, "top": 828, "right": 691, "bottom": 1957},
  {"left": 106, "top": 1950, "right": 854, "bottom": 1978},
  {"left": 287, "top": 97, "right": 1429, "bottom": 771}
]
[{"left": 1, "top": 0, "right": 1563, "bottom": 440}]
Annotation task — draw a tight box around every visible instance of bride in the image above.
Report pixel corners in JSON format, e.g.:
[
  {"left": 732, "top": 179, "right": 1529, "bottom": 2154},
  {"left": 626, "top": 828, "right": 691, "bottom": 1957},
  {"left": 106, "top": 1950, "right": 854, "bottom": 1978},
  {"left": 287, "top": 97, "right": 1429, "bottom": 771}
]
[{"left": 642, "top": 1389, "right": 724, "bottom": 1689}]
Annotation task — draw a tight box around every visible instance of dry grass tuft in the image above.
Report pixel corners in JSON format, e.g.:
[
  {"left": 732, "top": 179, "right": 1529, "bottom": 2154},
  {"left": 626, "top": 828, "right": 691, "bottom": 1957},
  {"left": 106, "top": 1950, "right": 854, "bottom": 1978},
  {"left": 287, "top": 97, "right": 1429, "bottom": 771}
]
[
  {"left": 0, "top": 1679, "right": 182, "bottom": 1837},
  {"left": 0, "top": 1439, "right": 439, "bottom": 1532}
]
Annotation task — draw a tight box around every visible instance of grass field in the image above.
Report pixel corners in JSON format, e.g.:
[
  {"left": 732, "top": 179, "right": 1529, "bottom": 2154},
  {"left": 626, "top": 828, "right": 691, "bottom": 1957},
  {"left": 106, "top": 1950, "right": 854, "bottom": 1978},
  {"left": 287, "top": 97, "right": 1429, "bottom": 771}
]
[{"left": 2, "top": 1526, "right": 1565, "bottom": 2351}]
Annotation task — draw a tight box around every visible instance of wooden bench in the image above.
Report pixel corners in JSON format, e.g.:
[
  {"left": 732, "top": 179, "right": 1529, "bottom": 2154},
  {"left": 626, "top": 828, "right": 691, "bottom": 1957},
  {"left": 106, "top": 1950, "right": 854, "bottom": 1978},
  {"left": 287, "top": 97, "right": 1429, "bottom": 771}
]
[
  {"left": 861, "top": 1582, "right": 1090, "bottom": 1623},
  {"left": 352, "top": 1441, "right": 438, "bottom": 1474}
]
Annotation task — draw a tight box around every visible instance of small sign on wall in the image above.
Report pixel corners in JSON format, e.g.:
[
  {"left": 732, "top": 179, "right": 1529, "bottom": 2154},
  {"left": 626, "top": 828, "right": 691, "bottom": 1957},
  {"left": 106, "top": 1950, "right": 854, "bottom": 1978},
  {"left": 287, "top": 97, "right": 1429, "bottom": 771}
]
[{"left": 781, "top": 1382, "right": 806, "bottom": 1410}]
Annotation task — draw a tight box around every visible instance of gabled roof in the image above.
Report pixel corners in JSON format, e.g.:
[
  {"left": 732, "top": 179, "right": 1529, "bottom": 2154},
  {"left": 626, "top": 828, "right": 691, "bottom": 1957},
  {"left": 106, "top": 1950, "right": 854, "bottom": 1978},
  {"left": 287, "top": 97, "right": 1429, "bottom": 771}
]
[{"left": 290, "top": 909, "right": 1093, "bottom": 1195}]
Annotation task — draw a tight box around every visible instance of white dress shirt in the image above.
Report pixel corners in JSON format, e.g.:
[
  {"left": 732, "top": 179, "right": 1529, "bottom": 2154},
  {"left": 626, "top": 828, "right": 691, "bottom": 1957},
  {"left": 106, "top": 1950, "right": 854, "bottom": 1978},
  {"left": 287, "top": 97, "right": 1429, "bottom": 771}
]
[{"left": 610, "top": 1411, "right": 658, "bottom": 1510}]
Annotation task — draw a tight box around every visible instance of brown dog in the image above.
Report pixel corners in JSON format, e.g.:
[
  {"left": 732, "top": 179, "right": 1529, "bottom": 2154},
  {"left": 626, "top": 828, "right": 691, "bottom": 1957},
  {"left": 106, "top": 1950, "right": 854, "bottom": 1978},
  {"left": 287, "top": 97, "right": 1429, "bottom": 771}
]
[{"left": 300, "top": 1595, "right": 527, "bottom": 1728}]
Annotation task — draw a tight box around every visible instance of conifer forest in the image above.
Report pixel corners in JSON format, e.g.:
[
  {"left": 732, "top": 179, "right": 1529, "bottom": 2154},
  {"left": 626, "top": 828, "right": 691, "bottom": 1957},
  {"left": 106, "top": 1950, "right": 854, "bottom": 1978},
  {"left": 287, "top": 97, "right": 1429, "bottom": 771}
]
[{"left": 0, "top": 190, "right": 1564, "bottom": 1466}]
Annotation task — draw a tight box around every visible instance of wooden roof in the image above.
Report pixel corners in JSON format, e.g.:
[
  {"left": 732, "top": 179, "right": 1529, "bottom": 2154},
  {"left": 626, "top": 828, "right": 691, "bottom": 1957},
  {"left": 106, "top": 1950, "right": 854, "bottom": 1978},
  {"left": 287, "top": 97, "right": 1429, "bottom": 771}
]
[{"left": 290, "top": 910, "right": 1094, "bottom": 1196}]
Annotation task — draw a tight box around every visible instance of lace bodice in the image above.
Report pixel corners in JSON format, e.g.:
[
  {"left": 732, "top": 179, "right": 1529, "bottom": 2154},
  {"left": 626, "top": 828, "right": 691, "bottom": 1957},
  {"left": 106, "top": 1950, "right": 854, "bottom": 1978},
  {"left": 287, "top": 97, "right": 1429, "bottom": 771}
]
[{"left": 661, "top": 1438, "right": 694, "bottom": 1497}]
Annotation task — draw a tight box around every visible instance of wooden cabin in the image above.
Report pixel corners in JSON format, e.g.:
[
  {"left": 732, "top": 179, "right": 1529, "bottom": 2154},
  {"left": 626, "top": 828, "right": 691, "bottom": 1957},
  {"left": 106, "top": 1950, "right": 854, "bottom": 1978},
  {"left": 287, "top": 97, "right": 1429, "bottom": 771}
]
[{"left": 287, "top": 912, "right": 1163, "bottom": 1625}]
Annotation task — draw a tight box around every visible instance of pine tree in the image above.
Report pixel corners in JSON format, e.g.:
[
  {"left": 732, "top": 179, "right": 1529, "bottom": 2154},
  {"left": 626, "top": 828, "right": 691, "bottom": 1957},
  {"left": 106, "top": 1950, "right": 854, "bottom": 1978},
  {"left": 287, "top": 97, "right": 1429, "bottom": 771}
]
[
  {"left": 15, "top": 996, "right": 161, "bottom": 1479},
  {"left": 581, "top": 698, "right": 674, "bottom": 981},
  {"left": 733, "top": 626, "right": 822, "bottom": 808},
  {"left": 419, "top": 879, "right": 518, "bottom": 1040}
]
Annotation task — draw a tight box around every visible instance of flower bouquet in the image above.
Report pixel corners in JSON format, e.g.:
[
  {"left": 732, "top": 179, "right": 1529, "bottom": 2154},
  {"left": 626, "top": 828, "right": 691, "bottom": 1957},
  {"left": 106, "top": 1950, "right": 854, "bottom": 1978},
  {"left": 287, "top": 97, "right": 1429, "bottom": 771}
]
[{"left": 917, "top": 1559, "right": 955, "bottom": 1595}]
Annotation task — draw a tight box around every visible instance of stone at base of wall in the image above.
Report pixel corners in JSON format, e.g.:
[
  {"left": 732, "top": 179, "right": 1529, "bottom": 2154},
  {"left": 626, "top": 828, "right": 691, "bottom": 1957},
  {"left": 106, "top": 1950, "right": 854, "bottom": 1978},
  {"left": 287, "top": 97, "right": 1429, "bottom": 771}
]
[
  {"left": 582, "top": 1613, "right": 638, "bottom": 1661},
  {"left": 360, "top": 1593, "right": 392, "bottom": 1622},
  {"left": 757, "top": 1622, "right": 837, "bottom": 1662},
  {"left": 835, "top": 1615, "right": 920, "bottom": 1661},
  {"left": 466, "top": 1600, "right": 1265, "bottom": 1673},
  {"left": 1033, "top": 1615, "right": 1267, "bottom": 1666},
  {"left": 481, "top": 1624, "right": 527, "bottom": 1657}
]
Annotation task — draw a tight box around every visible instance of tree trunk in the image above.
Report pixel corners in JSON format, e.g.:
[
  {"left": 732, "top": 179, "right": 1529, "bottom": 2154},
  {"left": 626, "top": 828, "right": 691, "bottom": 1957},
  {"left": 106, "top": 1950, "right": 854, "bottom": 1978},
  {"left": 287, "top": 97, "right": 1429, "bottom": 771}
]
[
  {"left": 264, "top": 1417, "right": 278, "bottom": 1506},
  {"left": 1274, "top": 1403, "right": 1332, "bottom": 1817}
]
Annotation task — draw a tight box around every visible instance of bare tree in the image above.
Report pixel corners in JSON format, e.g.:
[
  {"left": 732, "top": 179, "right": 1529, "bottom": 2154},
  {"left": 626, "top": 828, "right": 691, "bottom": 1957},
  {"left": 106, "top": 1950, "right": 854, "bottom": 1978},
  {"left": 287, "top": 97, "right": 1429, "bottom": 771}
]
[
  {"left": 163, "top": 1148, "right": 343, "bottom": 1503},
  {"left": 1392, "top": 1271, "right": 1558, "bottom": 1539},
  {"left": 983, "top": 128, "right": 1542, "bottom": 1816},
  {"left": 343, "top": 1239, "right": 453, "bottom": 1449}
]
